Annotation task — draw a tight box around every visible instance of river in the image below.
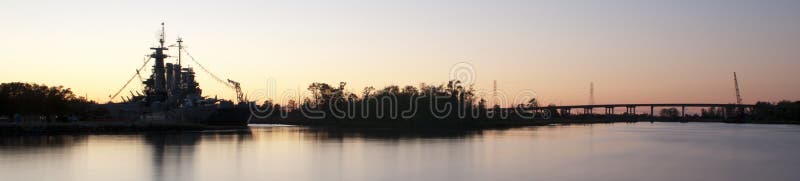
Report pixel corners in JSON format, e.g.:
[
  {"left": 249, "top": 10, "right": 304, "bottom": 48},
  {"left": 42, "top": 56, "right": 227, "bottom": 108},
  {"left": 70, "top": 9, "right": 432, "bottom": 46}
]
[{"left": 1, "top": 122, "right": 799, "bottom": 181}]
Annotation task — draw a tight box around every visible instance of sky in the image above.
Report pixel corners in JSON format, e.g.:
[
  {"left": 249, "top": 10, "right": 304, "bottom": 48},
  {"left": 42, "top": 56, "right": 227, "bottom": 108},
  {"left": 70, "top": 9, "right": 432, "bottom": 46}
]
[{"left": 1, "top": 0, "right": 799, "bottom": 106}]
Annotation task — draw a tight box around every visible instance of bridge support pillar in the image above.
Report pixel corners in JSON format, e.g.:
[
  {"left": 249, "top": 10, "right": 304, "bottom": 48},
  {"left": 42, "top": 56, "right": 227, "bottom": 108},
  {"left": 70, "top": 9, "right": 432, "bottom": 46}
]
[
  {"left": 650, "top": 106, "right": 654, "bottom": 117},
  {"left": 681, "top": 106, "right": 686, "bottom": 117},
  {"left": 723, "top": 107, "right": 728, "bottom": 121}
]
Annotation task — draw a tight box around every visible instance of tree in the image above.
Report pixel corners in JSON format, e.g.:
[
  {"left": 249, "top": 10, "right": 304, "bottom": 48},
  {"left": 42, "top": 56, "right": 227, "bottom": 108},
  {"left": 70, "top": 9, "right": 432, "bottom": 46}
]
[
  {"left": 527, "top": 98, "right": 539, "bottom": 108},
  {"left": 401, "top": 85, "right": 418, "bottom": 95},
  {"left": 660, "top": 108, "right": 680, "bottom": 118},
  {"left": 286, "top": 99, "right": 298, "bottom": 111},
  {"left": 0, "top": 82, "right": 93, "bottom": 117},
  {"left": 362, "top": 86, "right": 374, "bottom": 98}
]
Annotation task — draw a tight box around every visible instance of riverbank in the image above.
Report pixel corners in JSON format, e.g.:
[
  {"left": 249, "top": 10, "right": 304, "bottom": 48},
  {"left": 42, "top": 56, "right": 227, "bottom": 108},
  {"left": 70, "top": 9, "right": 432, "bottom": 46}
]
[
  {"left": 0, "top": 121, "right": 247, "bottom": 136},
  {"left": 2, "top": 117, "right": 796, "bottom": 136},
  {"left": 255, "top": 117, "right": 799, "bottom": 130}
]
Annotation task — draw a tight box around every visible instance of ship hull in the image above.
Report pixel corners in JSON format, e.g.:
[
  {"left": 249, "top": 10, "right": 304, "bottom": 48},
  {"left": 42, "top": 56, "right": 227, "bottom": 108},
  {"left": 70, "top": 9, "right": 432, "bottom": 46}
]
[{"left": 96, "top": 103, "right": 250, "bottom": 127}]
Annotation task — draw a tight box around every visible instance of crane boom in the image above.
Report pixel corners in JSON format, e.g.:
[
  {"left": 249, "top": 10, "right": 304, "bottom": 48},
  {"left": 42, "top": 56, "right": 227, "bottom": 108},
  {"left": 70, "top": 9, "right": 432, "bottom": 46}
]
[
  {"left": 227, "top": 79, "right": 245, "bottom": 103},
  {"left": 734, "top": 72, "right": 742, "bottom": 105}
]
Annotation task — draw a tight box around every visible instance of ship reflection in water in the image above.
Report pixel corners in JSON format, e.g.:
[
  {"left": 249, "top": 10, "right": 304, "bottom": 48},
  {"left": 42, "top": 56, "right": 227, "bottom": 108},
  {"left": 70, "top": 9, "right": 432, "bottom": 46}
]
[{"left": 2, "top": 123, "right": 800, "bottom": 181}]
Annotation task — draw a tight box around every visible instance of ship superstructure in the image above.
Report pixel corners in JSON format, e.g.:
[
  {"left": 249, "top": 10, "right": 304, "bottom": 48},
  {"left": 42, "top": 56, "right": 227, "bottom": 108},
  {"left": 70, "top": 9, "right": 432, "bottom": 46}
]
[
  {"left": 141, "top": 25, "right": 205, "bottom": 109},
  {"left": 102, "top": 23, "right": 250, "bottom": 125}
]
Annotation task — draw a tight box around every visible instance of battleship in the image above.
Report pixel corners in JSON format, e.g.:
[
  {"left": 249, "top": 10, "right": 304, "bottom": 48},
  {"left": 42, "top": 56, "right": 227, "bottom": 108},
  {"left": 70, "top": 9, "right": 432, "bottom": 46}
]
[{"left": 97, "top": 23, "right": 251, "bottom": 127}]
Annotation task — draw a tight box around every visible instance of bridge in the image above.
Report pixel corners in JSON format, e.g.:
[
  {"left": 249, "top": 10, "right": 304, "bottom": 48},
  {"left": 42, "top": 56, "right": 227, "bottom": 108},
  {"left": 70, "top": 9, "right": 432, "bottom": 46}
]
[{"left": 529, "top": 103, "right": 755, "bottom": 119}]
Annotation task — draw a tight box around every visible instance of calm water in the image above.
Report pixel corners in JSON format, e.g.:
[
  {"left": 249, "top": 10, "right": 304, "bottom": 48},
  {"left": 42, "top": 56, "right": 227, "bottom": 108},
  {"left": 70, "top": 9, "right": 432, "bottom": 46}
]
[{"left": 1, "top": 123, "right": 799, "bottom": 181}]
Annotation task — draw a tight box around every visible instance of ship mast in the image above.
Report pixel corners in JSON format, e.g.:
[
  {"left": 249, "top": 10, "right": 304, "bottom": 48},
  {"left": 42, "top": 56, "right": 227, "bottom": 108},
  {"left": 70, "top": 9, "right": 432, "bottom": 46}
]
[
  {"left": 160, "top": 22, "right": 165, "bottom": 48},
  {"left": 148, "top": 22, "right": 169, "bottom": 102},
  {"left": 177, "top": 38, "right": 183, "bottom": 66}
]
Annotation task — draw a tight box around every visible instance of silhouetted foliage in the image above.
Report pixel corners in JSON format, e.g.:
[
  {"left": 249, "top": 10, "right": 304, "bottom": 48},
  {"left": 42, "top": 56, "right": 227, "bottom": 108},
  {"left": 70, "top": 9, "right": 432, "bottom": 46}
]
[
  {"left": 256, "top": 80, "right": 800, "bottom": 124},
  {"left": 695, "top": 101, "right": 800, "bottom": 122},
  {"left": 660, "top": 108, "right": 680, "bottom": 118},
  {"left": 0, "top": 82, "right": 94, "bottom": 117},
  {"left": 700, "top": 107, "right": 724, "bottom": 118},
  {"left": 262, "top": 80, "right": 543, "bottom": 124},
  {"left": 527, "top": 98, "right": 539, "bottom": 107},
  {"left": 752, "top": 101, "right": 800, "bottom": 122}
]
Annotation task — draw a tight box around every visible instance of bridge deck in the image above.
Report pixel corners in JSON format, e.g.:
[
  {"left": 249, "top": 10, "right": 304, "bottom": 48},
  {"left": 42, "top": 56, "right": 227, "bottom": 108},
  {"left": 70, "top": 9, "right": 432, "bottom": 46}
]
[{"left": 533, "top": 104, "right": 754, "bottom": 109}]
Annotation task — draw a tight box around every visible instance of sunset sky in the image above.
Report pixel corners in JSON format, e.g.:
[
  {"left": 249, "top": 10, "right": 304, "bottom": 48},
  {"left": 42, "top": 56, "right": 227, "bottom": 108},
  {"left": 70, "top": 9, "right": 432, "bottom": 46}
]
[{"left": 1, "top": 0, "right": 798, "bottom": 106}]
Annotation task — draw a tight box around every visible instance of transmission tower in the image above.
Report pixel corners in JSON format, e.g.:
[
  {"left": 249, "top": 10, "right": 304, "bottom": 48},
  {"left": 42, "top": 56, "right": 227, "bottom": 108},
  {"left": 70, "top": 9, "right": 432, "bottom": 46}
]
[
  {"left": 493, "top": 80, "right": 497, "bottom": 107},
  {"left": 589, "top": 82, "right": 595, "bottom": 105},
  {"left": 734, "top": 72, "right": 742, "bottom": 105}
]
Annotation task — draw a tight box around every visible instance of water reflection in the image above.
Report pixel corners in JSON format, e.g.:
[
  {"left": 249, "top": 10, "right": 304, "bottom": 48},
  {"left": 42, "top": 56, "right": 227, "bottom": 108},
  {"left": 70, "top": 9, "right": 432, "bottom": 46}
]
[
  {"left": 144, "top": 130, "right": 252, "bottom": 181},
  {"left": 0, "top": 135, "right": 88, "bottom": 149},
  {"left": 263, "top": 126, "right": 492, "bottom": 140},
  {"left": 1, "top": 123, "right": 800, "bottom": 181},
  {"left": 146, "top": 133, "right": 199, "bottom": 181}
]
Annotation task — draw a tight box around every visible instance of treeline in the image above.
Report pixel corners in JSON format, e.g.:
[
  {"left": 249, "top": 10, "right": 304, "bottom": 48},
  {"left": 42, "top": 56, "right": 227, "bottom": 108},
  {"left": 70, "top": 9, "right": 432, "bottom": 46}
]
[
  {"left": 254, "top": 80, "right": 546, "bottom": 124},
  {"left": 751, "top": 101, "right": 800, "bottom": 122},
  {"left": 690, "top": 101, "right": 800, "bottom": 122},
  {"left": 255, "top": 81, "right": 800, "bottom": 124},
  {"left": 0, "top": 82, "right": 94, "bottom": 117}
]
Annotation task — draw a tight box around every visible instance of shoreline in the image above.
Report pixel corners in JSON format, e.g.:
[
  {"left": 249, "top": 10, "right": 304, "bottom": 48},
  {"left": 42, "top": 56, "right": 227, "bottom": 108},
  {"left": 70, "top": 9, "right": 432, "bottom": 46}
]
[
  {"left": 0, "top": 121, "right": 247, "bottom": 136},
  {"left": 259, "top": 118, "right": 800, "bottom": 129},
  {"left": 2, "top": 118, "right": 797, "bottom": 136}
]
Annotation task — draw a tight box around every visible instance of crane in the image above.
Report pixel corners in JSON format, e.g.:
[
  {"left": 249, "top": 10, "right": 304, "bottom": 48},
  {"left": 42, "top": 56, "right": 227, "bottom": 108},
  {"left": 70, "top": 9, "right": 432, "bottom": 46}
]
[
  {"left": 227, "top": 79, "right": 245, "bottom": 103},
  {"left": 182, "top": 46, "right": 247, "bottom": 103},
  {"left": 734, "top": 72, "right": 742, "bottom": 105}
]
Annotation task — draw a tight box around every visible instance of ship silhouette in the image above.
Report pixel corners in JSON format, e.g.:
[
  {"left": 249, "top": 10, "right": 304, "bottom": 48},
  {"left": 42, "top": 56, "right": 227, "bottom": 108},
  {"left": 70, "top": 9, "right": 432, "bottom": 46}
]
[{"left": 98, "top": 23, "right": 250, "bottom": 126}]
